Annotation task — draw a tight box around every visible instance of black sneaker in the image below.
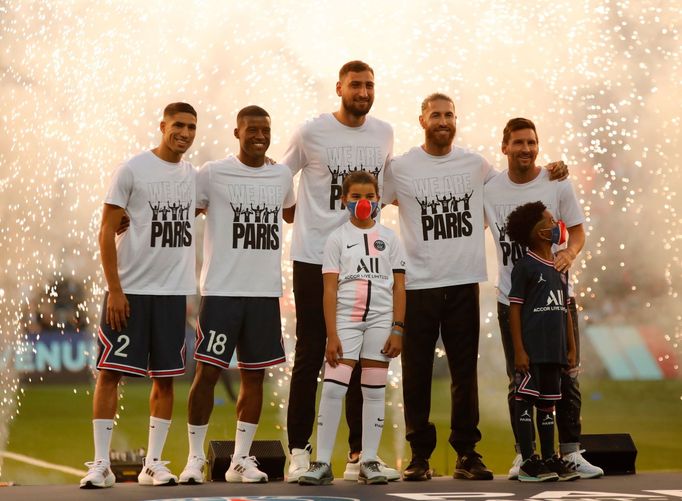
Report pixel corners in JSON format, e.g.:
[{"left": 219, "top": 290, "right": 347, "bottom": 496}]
[
  {"left": 518, "top": 455, "right": 559, "bottom": 482},
  {"left": 453, "top": 451, "right": 494, "bottom": 480},
  {"left": 544, "top": 455, "right": 580, "bottom": 481},
  {"left": 402, "top": 457, "right": 432, "bottom": 481}
]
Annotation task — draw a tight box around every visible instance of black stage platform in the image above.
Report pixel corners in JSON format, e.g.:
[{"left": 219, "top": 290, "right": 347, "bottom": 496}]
[{"left": 1, "top": 473, "right": 681, "bottom": 501}]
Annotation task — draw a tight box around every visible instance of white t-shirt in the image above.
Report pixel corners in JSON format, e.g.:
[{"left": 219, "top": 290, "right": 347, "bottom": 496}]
[
  {"left": 197, "top": 155, "right": 295, "bottom": 297},
  {"left": 282, "top": 113, "right": 394, "bottom": 265},
  {"left": 383, "top": 146, "right": 496, "bottom": 290},
  {"left": 104, "top": 150, "right": 196, "bottom": 295},
  {"left": 483, "top": 168, "right": 585, "bottom": 304},
  {"left": 322, "top": 221, "right": 406, "bottom": 319}
]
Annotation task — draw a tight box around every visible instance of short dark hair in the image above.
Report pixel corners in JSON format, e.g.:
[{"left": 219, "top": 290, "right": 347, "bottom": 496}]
[
  {"left": 342, "top": 170, "right": 379, "bottom": 196},
  {"left": 236, "top": 105, "right": 270, "bottom": 124},
  {"left": 421, "top": 93, "right": 455, "bottom": 113},
  {"left": 506, "top": 201, "right": 546, "bottom": 249},
  {"left": 502, "top": 117, "right": 538, "bottom": 145},
  {"left": 163, "top": 102, "right": 197, "bottom": 119},
  {"left": 339, "top": 60, "right": 374, "bottom": 80}
]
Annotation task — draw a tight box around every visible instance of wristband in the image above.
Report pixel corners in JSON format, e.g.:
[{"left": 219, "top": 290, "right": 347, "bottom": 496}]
[
  {"left": 392, "top": 321, "right": 405, "bottom": 328},
  {"left": 391, "top": 329, "right": 403, "bottom": 337}
]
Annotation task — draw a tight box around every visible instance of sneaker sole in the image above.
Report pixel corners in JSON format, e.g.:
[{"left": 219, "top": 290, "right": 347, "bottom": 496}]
[
  {"left": 138, "top": 480, "right": 178, "bottom": 486},
  {"left": 179, "top": 478, "right": 203, "bottom": 485},
  {"left": 80, "top": 481, "right": 114, "bottom": 489},
  {"left": 225, "top": 475, "right": 268, "bottom": 483},
  {"left": 518, "top": 474, "right": 559, "bottom": 482},
  {"left": 453, "top": 469, "right": 494, "bottom": 480},
  {"left": 578, "top": 471, "right": 604, "bottom": 479},
  {"left": 343, "top": 472, "right": 359, "bottom": 481},
  {"left": 557, "top": 473, "right": 581, "bottom": 481},
  {"left": 402, "top": 470, "right": 433, "bottom": 481},
  {"left": 359, "top": 476, "right": 388, "bottom": 485},
  {"left": 298, "top": 477, "right": 333, "bottom": 486}
]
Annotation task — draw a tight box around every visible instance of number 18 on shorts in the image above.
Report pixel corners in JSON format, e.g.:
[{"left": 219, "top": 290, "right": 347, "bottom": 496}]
[{"left": 194, "top": 296, "right": 286, "bottom": 370}]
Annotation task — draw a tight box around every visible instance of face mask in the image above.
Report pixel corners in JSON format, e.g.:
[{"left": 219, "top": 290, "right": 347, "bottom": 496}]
[
  {"left": 549, "top": 220, "right": 568, "bottom": 245},
  {"left": 346, "top": 198, "right": 379, "bottom": 220}
]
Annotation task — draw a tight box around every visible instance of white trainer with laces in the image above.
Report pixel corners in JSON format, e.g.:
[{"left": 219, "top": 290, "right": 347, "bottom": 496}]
[
  {"left": 508, "top": 453, "right": 523, "bottom": 480},
  {"left": 287, "top": 444, "right": 312, "bottom": 483},
  {"left": 562, "top": 450, "right": 604, "bottom": 478},
  {"left": 343, "top": 453, "right": 400, "bottom": 481},
  {"left": 225, "top": 455, "right": 268, "bottom": 483},
  {"left": 179, "top": 455, "right": 206, "bottom": 484},
  {"left": 137, "top": 459, "right": 178, "bottom": 485},
  {"left": 80, "top": 460, "right": 115, "bottom": 489}
]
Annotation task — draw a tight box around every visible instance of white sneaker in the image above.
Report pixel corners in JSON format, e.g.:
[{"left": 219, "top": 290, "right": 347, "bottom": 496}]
[
  {"left": 343, "top": 453, "right": 400, "bottom": 481},
  {"left": 562, "top": 450, "right": 604, "bottom": 478},
  {"left": 179, "top": 455, "right": 206, "bottom": 484},
  {"left": 80, "top": 460, "right": 115, "bottom": 489},
  {"left": 287, "top": 444, "right": 312, "bottom": 483},
  {"left": 508, "top": 453, "right": 523, "bottom": 480},
  {"left": 225, "top": 455, "right": 268, "bottom": 483},
  {"left": 137, "top": 459, "right": 178, "bottom": 485}
]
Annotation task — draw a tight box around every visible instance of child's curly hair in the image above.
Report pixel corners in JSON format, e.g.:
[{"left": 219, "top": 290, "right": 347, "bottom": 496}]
[{"left": 506, "top": 201, "right": 547, "bottom": 248}]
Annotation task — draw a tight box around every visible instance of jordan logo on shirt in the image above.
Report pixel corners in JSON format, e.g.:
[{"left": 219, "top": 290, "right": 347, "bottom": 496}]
[
  {"left": 228, "top": 183, "right": 283, "bottom": 250},
  {"left": 326, "top": 146, "right": 384, "bottom": 210},
  {"left": 148, "top": 181, "right": 193, "bottom": 248}
]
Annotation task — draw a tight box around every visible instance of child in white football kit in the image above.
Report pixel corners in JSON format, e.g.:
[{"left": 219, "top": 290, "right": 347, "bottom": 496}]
[{"left": 298, "top": 170, "right": 406, "bottom": 486}]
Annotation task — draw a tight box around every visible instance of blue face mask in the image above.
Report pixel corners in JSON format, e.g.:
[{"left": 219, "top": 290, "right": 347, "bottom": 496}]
[
  {"left": 542, "top": 220, "right": 568, "bottom": 245},
  {"left": 346, "top": 198, "right": 379, "bottom": 220}
]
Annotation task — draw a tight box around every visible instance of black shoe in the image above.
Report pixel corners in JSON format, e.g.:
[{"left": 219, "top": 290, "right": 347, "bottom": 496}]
[
  {"left": 518, "top": 455, "right": 559, "bottom": 482},
  {"left": 544, "top": 455, "right": 580, "bottom": 481},
  {"left": 453, "top": 451, "right": 494, "bottom": 480},
  {"left": 402, "top": 457, "right": 432, "bottom": 481}
]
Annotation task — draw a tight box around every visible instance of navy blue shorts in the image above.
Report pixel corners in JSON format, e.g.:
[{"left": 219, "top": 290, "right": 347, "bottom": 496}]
[
  {"left": 514, "top": 364, "right": 562, "bottom": 402},
  {"left": 97, "top": 293, "right": 187, "bottom": 377},
  {"left": 194, "top": 296, "right": 285, "bottom": 370}
]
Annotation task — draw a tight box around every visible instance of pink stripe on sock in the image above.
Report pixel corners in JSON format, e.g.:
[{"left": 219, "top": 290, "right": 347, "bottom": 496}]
[{"left": 361, "top": 366, "right": 388, "bottom": 386}]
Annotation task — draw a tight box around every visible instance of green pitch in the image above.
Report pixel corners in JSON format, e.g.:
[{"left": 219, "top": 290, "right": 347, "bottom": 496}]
[{"left": 1, "top": 377, "right": 680, "bottom": 484}]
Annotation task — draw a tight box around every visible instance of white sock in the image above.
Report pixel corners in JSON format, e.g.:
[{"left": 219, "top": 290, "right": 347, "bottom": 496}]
[
  {"left": 145, "top": 416, "right": 171, "bottom": 464},
  {"left": 361, "top": 385, "right": 386, "bottom": 462},
  {"left": 316, "top": 381, "right": 348, "bottom": 464},
  {"left": 233, "top": 421, "right": 258, "bottom": 458},
  {"left": 93, "top": 419, "right": 114, "bottom": 462},
  {"left": 360, "top": 367, "right": 388, "bottom": 462},
  {"left": 188, "top": 423, "right": 209, "bottom": 458}
]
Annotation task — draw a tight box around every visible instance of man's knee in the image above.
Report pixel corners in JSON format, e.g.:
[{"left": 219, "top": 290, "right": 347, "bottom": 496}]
[
  {"left": 240, "top": 369, "right": 265, "bottom": 391},
  {"left": 195, "top": 362, "right": 222, "bottom": 387}
]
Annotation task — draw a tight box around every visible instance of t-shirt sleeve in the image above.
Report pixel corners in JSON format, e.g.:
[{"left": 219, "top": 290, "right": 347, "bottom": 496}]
[
  {"left": 104, "top": 162, "right": 134, "bottom": 209},
  {"left": 508, "top": 260, "right": 528, "bottom": 304},
  {"left": 283, "top": 169, "right": 296, "bottom": 209},
  {"left": 557, "top": 180, "right": 585, "bottom": 227},
  {"left": 389, "top": 232, "right": 407, "bottom": 273},
  {"left": 321, "top": 231, "right": 341, "bottom": 274},
  {"left": 382, "top": 158, "right": 397, "bottom": 203},
  {"left": 281, "top": 126, "right": 307, "bottom": 176},
  {"left": 482, "top": 156, "right": 499, "bottom": 185},
  {"left": 196, "top": 162, "right": 211, "bottom": 209}
]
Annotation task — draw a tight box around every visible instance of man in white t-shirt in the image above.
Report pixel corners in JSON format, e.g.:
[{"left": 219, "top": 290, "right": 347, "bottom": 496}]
[
  {"left": 282, "top": 60, "right": 398, "bottom": 482},
  {"left": 80, "top": 102, "right": 198, "bottom": 489},
  {"left": 178, "top": 106, "right": 295, "bottom": 484},
  {"left": 383, "top": 95, "right": 568, "bottom": 481},
  {"left": 483, "top": 117, "right": 603, "bottom": 479}
]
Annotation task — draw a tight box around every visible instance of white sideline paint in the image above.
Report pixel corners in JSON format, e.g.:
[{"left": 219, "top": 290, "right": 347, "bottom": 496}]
[{"left": 0, "top": 450, "right": 87, "bottom": 477}]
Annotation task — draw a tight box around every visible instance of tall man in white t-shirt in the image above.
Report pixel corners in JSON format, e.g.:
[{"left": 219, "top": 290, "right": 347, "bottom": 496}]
[
  {"left": 282, "top": 60, "right": 399, "bottom": 482},
  {"left": 80, "top": 102, "right": 198, "bottom": 489},
  {"left": 178, "top": 106, "right": 295, "bottom": 484},
  {"left": 483, "top": 117, "right": 603, "bottom": 479},
  {"left": 383, "top": 93, "right": 495, "bottom": 481}
]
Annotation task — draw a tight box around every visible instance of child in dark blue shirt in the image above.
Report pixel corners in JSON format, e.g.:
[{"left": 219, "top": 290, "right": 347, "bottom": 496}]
[{"left": 506, "top": 201, "right": 579, "bottom": 482}]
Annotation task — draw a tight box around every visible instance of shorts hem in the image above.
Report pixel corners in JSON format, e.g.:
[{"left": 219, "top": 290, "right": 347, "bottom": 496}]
[{"left": 237, "top": 356, "right": 286, "bottom": 369}]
